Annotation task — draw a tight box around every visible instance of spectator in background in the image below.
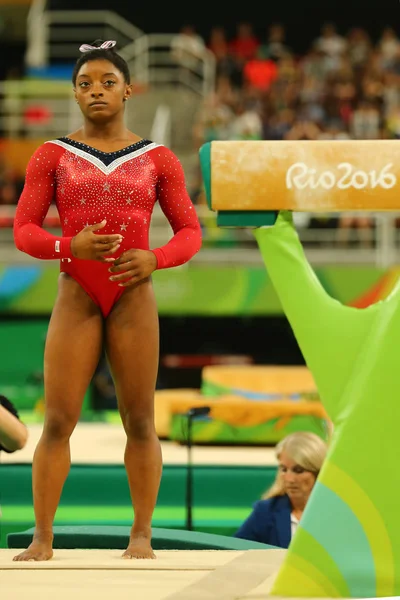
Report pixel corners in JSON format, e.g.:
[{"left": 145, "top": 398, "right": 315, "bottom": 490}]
[
  {"left": 0, "top": 395, "right": 28, "bottom": 453},
  {"left": 208, "top": 27, "right": 244, "bottom": 89},
  {"left": 385, "top": 101, "right": 400, "bottom": 138},
  {"left": 243, "top": 50, "right": 278, "bottom": 93},
  {"left": 262, "top": 107, "right": 295, "bottom": 140},
  {"left": 382, "top": 70, "right": 400, "bottom": 119},
  {"left": 350, "top": 98, "right": 381, "bottom": 139},
  {"left": 313, "top": 23, "right": 348, "bottom": 61},
  {"left": 229, "top": 22, "right": 260, "bottom": 63},
  {"left": 171, "top": 24, "right": 206, "bottom": 71},
  {"left": 212, "top": 74, "right": 240, "bottom": 110},
  {"left": 208, "top": 26, "right": 230, "bottom": 65},
  {"left": 193, "top": 92, "right": 234, "bottom": 148},
  {"left": 259, "top": 24, "right": 291, "bottom": 62},
  {"left": 284, "top": 119, "right": 322, "bottom": 140},
  {"left": 347, "top": 27, "right": 372, "bottom": 71},
  {"left": 229, "top": 97, "right": 263, "bottom": 140},
  {"left": 378, "top": 27, "right": 400, "bottom": 69},
  {"left": 300, "top": 47, "right": 330, "bottom": 80},
  {"left": 235, "top": 432, "right": 327, "bottom": 548}
]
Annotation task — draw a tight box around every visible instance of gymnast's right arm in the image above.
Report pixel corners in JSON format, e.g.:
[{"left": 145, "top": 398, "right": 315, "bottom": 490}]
[{"left": 13, "top": 144, "right": 74, "bottom": 260}]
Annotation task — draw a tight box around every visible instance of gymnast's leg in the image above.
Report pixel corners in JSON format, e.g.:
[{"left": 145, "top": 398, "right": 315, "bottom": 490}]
[
  {"left": 13, "top": 274, "right": 103, "bottom": 561},
  {"left": 105, "top": 278, "right": 162, "bottom": 559}
]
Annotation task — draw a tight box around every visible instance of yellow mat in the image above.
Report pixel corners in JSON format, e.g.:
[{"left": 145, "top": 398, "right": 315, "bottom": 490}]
[
  {"left": 202, "top": 366, "right": 318, "bottom": 396},
  {"left": 169, "top": 396, "right": 327, "bottom": 427}
]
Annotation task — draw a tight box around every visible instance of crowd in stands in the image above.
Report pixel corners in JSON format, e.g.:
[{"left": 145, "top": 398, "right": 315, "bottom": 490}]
[
  {"left": 185, "top": 21, "right": 400, "bottom": 244},
  {"left": 191, "top": 21, "right": 400, "bottom": 144},
  {"left": 3, "top": 21, "right": 400, "bottom": 244}
]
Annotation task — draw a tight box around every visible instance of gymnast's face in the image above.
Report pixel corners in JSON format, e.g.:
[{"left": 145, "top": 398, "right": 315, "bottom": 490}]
[
  {"left": 74, "top": 59, "right": 132, "bottom": 121},
  {"left": 278, "top": 451, "right": 317, "bottom": 505}
]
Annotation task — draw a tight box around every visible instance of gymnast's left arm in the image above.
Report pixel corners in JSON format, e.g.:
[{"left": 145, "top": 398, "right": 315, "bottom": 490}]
[{"left": 151, "top": 147, "right": 202, "bottom": 269}]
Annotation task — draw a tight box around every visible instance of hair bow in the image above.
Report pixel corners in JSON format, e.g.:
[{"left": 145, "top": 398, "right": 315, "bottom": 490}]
[{"left": 79, "top": 40, "right": 117, "bottom": 53}]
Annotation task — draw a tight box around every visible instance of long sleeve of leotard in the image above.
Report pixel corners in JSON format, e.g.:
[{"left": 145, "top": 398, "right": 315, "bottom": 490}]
[
  {"left": 151, "top": 147, "right": 202, "bottom": 269},
  {"left": 13, "top": 144, "right": 74, "bottom": 260}
]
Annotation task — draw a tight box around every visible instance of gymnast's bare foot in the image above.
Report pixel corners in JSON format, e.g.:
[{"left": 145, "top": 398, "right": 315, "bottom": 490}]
[
  {"left": 122, "top": 529, "right": 155, "bottom": 559},
  {"left": 13, "top": 534, "right": 54, "bottom": 562}
]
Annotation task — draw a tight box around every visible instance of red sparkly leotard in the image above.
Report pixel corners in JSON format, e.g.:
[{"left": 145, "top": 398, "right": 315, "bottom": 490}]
[{"left": 14, "top": 138, "right": 202, "bottom": 317}]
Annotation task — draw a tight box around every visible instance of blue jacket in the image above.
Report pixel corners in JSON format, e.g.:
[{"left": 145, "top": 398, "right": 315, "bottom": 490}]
[{"left": 234, "top": 494, "right": 292, "bottom": 548}]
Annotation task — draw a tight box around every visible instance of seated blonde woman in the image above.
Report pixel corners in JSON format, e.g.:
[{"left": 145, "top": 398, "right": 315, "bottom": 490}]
[{"left": 235, "top": 431, "right": 327, "bottom": 548}]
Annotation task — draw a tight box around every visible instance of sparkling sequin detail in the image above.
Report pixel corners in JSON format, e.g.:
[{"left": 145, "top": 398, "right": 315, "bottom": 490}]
[
  {"left": 13, "top": 140, "right": 202, "bottom": 315},
  {"left": 50, "top": 138, "right": 159, "bottom": 175}
]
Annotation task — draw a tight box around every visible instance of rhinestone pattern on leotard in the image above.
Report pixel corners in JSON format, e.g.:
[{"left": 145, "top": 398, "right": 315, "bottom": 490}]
[{"left": 13, "top": 138, "right": 202, "bottom": 269}]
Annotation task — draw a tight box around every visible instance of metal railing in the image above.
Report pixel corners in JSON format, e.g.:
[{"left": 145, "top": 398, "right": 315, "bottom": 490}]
[
  {"left": 120, "top": 33, "right": 216, "bottom": 97},
  {"left": 43, "top": 9, "right": 143, "bottom": 61},
  {"left": 150, "top": 104, "right": 171, "bottom": 147},
  {"left": 0, "top": 79, "right": 77, "bottom": 138},
  {"left": 25, "top": 4, "right": 216, "bottom": 97},
  {"left": 0, "top": 78, "right": 169, "bottom": 141}
]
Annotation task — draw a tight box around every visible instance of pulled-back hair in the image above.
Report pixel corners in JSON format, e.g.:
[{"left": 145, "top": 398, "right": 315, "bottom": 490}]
[
  {"left": 72, "top": 39, "right": 130, "bottom": 85},
  {"left": 262, "top": 432, "right": 328, "bottom": 499}
]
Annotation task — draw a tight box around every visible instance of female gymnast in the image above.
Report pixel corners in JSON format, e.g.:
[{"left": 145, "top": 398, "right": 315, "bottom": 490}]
[{"left": 12, "top": 40, "right": 202, "bottom": 561}]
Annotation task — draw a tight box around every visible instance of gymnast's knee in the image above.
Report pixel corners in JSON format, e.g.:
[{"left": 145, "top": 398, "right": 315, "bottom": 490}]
[
  {"left": 42, "top": 412, "right": 78, "bottom": 442},
  {"left": 124, "top": 413, "right": 155, "bottom": 442}
]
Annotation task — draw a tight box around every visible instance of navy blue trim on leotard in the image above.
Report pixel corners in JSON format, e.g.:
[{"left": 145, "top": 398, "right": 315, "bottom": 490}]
[{"left": 57, "top": 137, "right": 153, "bottom": 166}]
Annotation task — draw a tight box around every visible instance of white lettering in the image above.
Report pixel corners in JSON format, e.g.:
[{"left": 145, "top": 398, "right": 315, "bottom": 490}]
[
  {"left": 285, "top": 162, "right": 397, "bottom": 191},
  {"left": 318, "top": 171, "right": 336, "bottom": 189},
  {"left": 337, "top": 163, "right": 353, "bottom": 189},
  {"left": 286, "top": 163, "right": 309, "bottom": 189},
  {"left": 369, "top": 170, "right": 379, "bottom": 188},
  {"left": 351, "top": 170, "right": 369, "bottom": 189},
  {"left": 378, "top": 163, "right": 396, "bottom": 189}
]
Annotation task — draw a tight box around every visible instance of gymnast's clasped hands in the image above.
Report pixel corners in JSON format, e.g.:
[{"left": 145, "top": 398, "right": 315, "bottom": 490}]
[{"left": 70, "top": 218, "right": 158, "bottom": 287}]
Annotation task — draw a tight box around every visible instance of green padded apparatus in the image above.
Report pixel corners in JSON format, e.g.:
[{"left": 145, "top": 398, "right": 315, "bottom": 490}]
[
  {"left": 7, "top": 526, "right": 276, "bottom": 551},
  {"left": 254, "top": 211, "right": 400, "bottom": 598},
  {"left": 199, "top": 142, "right": 277, "bottom": 228},
  {"left": 199, "top": 142, "right": 212, "bottom": 211}
]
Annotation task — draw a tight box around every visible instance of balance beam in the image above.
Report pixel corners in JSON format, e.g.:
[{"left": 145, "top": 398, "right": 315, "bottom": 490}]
[{"left": 199, "top": 140, "right": 400, "bottom": 226}]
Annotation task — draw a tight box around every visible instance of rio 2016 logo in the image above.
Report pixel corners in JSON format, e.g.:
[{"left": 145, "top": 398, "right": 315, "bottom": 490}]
[{"left": 286, "top": 162, "right": 397, "bottom": 190}]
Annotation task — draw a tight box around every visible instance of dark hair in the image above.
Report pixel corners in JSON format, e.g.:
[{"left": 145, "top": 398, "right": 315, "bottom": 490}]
[
  {"left": 0, "top": 395, "right": 19, "bottom": 419},
  {"left": 0, "top": 395, "right": 20, "bottom": 453},
  {"left": 72, "top": 40, "right": 131, "bottom": 85}
]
